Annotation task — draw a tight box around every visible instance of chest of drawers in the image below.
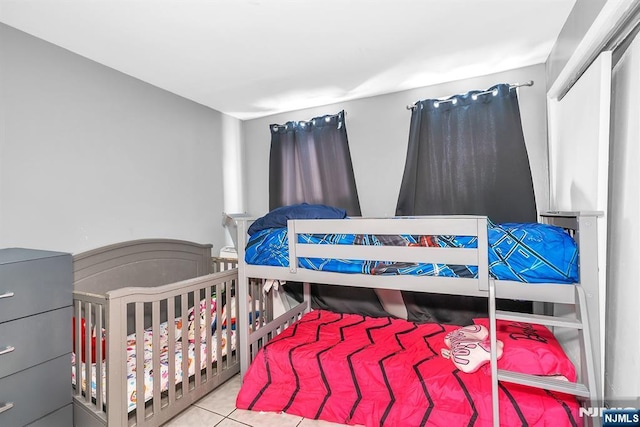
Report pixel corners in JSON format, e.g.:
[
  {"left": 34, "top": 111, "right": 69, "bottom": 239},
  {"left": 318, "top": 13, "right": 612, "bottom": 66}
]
[{"left": 0, "top": 248, "right": 73, "bottom": 427}]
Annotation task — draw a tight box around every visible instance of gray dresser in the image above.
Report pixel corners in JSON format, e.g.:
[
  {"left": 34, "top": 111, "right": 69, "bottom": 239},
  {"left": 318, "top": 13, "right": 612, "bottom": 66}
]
[{"left": 0, "top": 248, "right": 73, "bottom": 427}]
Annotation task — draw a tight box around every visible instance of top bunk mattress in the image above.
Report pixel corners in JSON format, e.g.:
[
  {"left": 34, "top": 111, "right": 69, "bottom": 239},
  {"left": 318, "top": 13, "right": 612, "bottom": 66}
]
[{"left": 245, "top": 217, "right": 579, "bottom": 284}]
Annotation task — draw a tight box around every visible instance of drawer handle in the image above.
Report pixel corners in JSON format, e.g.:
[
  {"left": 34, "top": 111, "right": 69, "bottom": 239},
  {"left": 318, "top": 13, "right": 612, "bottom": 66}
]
[
  {"left": 0, "top": 346, "right": 15, "bottom": 356},
  {"left": 0, "top": 292, "right": 14, "bottom": 300},
  {"left": 0, "top": 402, "right": 13, "bottom": 414}
]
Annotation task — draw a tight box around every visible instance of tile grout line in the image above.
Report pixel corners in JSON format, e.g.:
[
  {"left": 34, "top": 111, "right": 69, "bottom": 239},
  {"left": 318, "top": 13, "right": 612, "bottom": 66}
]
[
  {"left": 193, "top": 403, "right": 234, "bottom": 419},
  {"left": 214, "top": 414, "right": 253, "bottom": 427}
]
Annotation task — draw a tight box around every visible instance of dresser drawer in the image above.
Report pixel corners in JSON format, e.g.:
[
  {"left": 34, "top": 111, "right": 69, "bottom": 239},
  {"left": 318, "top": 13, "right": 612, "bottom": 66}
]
[
  {"left": 26, "top": 404, "right": 72, "bottom": 427},
  {"left": 0, "top": 354, "right": 71, "bottom": 427},
  {"left": 0, "top": 307, "right": 72, "bottom": 379},
  {"left": 0, "top": 253, "right": 72, "bottom": 323}
]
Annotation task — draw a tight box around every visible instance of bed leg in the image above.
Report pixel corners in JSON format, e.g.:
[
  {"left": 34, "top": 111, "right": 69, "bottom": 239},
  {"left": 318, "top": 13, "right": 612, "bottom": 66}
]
[
  {"left": 239, "top": 277, "right": 250, "bottom": 378},
  {"left": 576, "top": 285, "right": 601, "bottom": 427},
  {"left": 303, "top": 282, "right": 311, "bottom": 312}
]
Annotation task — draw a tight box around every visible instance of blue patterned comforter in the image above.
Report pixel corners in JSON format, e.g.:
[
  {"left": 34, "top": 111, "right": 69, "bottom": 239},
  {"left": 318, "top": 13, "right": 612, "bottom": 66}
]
[{"left": 245, "top": 222, "right": 579, "bottom": 284}]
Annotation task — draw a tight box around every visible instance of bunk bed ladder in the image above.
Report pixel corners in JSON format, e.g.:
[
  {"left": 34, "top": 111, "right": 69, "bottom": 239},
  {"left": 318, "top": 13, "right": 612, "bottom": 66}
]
[{"left": 489, "top": 282, "right": 600, "bottom": 427}]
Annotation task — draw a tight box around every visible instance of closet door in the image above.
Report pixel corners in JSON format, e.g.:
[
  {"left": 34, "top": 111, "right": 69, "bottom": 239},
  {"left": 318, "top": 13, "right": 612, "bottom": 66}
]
[
  {"left": 547, "top": 51, "right": 611, "bottom": 397},
  {"left": 548, "top": 52, "right": 611, "bottom": 215},
  {"left": 606, "top": 31, "right": 640, "bottom": 402}
]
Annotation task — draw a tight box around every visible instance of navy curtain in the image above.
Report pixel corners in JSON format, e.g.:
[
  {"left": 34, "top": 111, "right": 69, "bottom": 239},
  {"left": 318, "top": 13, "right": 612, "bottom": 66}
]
[
  {"left": 396, "top": 83, "right": 536, "bottom": 324},
  {"left": 396, "top": 83, "right": 536, "bottom": 223},
  {"left": 269, "top": 110, "right": 361, "bottom": 216},
  {"left": 269, "top": 111, "right": 390, "bottom": 317}
]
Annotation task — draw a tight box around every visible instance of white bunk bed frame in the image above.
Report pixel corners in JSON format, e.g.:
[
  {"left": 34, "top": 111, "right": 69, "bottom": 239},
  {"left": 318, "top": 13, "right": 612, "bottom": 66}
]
[{"left": 236, "top": 211, "right": 603, "bottom": 427}]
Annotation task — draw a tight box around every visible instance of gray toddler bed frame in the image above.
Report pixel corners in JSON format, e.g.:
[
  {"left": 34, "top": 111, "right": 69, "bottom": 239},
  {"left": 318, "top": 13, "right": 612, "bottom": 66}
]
[
  {"left": 72, "top": 239, "right": 240, "bottom": 427},
  {"left": 236, "top": 212, "right": 603, "bottom": 427}
]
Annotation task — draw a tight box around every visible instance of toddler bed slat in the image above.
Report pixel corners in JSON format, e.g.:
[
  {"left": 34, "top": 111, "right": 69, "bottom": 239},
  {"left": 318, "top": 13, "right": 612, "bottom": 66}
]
[
  {"left": 180, "top": 294, "right": 189, "bottom": 397},
  {"left": 151, "top": 301, "right": 161, "bottom": 417},
  {"left": 135, "top": 302, "right": 145, "bottom": 425},
  {"left": 194, "top": 294, "right": 202, "bottom": 390},
  {"left": 204, "top": 290, "right": 212, "bottom": 380},
  {"left": 167, "top": 296, "right": 176, "bottom": 409}
]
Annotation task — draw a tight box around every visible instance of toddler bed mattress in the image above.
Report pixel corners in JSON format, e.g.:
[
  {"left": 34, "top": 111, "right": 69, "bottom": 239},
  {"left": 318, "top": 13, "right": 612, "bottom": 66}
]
[
  {"left": 236, "top": 310, "right": 580, "bottom": 427},
  {"left": 72, "top": 297, "right": 237, "bottom": 413}
]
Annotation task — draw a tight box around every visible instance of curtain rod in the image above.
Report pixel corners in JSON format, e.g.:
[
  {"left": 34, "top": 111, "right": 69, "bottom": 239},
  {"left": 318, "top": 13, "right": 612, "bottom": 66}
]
[
  {"left": 271, "top": 110, "right": 345, "bottom": 132},
  {"left": 406, "top": 80, "right": 534, "bottom": 110}
]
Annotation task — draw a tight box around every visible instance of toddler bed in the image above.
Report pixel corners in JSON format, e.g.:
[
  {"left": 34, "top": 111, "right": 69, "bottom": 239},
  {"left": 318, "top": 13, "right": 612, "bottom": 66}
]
[
  {"left": 71, "top": 239, "right": 243, "bottom": 427},
  {"left": 235, "top": 209, "right": 602, "bottom": 426}
]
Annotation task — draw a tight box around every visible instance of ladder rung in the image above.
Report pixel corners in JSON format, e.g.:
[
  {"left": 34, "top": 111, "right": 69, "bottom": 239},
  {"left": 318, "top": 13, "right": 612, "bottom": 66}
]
[
  {"left": 497, "top": 369, "right": 590, "bottom": 397},
  {"left": 495, "top": 310, "right": 583, "bottom": 329}
]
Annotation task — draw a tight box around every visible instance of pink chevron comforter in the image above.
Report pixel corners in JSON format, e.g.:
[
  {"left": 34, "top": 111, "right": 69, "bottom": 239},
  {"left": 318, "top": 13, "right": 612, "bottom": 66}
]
[{"left": 236, "top": 310, "right": 580, "bottom": 427}]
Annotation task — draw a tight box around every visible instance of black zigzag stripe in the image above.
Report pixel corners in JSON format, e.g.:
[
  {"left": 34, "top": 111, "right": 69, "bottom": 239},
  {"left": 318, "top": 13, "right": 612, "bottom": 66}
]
[
  {"left": 347, "top": 317, "right": 392, "bottom": 421},
  {"left": 309, "top": 314, "right": 345, "bottom": 419},
  {"left": 545, "top": 390, "right": 578, "bottom": 427},
  {"left": 413, "top": 355, "right": 437, "bottom": 427},
  {"left": 394, "top": 324, "right": 418, "bottom": 349},
  {"left": 422, "top": 324, "right": 446, "bottom": 357},
  {"left": 498, "top": 383, "right": 528, "bottom": 426},
  {"left": 247, "top": 310, "right": 321, "bottom": 411},
  {"left": 452, "top": 369, "right": 478, "bottom": 427},
  {"left": 422, "top": 323, "right": 446, "bottom": 347},
  {"left": 340, "top": 315, "right": 366, "bottom": 341},
  {"left": 314, "top": 313, "right": 344, "bottom": 340},
  {"left": 424, "top": 338, "right": 438, "bottom": 357},
  {"left": 412, "top": 325, "right": 446, "bottom": 426},
  {"left": 282, "top": 313, "right": 342, "bottom": 413},
  {"left": 247, "top": 346, "right": 272, "bottom": 410},
  {"left": 379, "top": 324, "right": 418, "bottom": 426},
  {"left": 315, "top": 315, "right": 366, "bottom": 420}
]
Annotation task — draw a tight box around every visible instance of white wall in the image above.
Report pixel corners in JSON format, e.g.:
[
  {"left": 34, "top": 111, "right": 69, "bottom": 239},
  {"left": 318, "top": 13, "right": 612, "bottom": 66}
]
[
  {"left": 0, "top": 23, "right": 228, "bottom": 254},
  {"left": 221, "top": 113, "right": 246, "bottom": 248},
  {"left": 605, "top": 32, "right": 640, "bottom": 401},
  {"left": 242, "top": 64, "right": 549, "bottom": 219}
]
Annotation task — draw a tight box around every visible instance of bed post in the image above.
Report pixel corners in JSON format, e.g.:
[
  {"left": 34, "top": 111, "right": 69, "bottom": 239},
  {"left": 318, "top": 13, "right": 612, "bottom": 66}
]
[
  {"left": 575, "top": 213, "right": 603, "bottom": 400},
  {"left": 475, "top": 216, "right": 501, "bottom": 427},
  {"left": 105, "top": 295, "right": 128, "bottom": 426},
  {"left": 237, "top": 219, "right": 251, "bottom": 378},
  {"left": 541, "top": 212, "right": 603, "bottom": 400}
]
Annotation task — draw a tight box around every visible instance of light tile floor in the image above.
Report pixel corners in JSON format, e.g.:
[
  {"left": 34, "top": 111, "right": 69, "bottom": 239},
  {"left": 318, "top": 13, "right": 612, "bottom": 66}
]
[{"left": 162, "top": 374, "right": 354, "bottom": 427}]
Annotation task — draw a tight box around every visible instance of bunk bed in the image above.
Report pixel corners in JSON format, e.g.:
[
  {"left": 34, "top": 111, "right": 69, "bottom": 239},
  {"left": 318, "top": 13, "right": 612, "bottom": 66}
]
[{"left": 235, "top": 211, "right": 602, "bottom": 426}]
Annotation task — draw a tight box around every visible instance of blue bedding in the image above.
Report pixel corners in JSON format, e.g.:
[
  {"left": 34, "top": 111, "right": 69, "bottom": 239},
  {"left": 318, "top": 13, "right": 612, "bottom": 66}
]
[{"left": 245, "top": 221, "right": 579, "bottom": 284}]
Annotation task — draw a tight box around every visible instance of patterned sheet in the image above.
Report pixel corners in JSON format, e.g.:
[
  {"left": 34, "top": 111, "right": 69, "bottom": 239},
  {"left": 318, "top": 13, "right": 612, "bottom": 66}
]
[
  {"left": 72, "top": 297, "right": 237, "bottom": 413},
  {"left": 245, "top": 221, "right": 579, "bottom": 283}
]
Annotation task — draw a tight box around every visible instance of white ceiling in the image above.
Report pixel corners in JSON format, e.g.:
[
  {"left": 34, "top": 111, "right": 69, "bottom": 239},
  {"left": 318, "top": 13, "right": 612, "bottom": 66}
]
[{"left": 0, "top": 0, "right": 575, "bottom": 120}]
